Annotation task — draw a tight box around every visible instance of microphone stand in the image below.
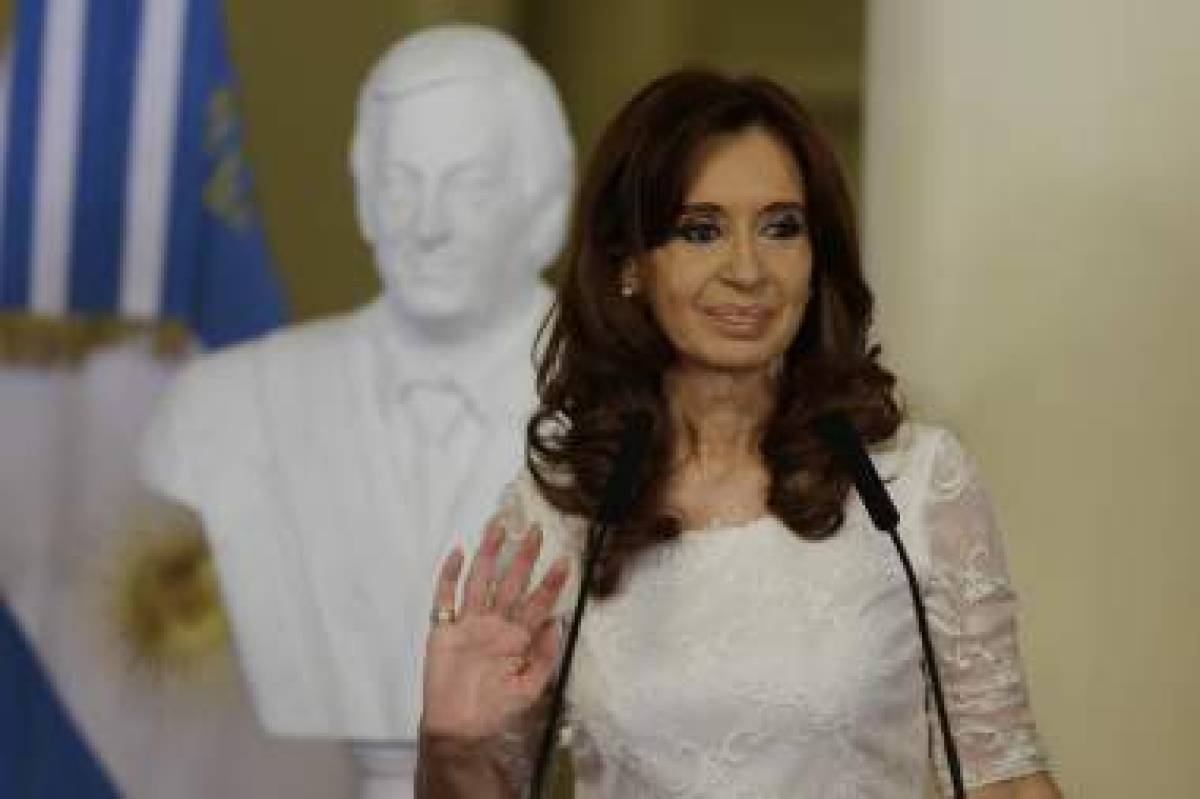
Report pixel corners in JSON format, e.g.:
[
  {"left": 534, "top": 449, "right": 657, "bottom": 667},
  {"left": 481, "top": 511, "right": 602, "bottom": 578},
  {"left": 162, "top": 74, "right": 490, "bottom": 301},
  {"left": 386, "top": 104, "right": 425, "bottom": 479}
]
[
  {"left": 814, "top": 412, "right": 965, "bottom": 799},
  {"left": 528, "top": 517, "right": 610, "bottom": 799},
  {"left": 529, "top": 411, "right": 652, "bottom": 798},
  {"left": 881, "top": 521, "right": 966, "bottom": 798}
]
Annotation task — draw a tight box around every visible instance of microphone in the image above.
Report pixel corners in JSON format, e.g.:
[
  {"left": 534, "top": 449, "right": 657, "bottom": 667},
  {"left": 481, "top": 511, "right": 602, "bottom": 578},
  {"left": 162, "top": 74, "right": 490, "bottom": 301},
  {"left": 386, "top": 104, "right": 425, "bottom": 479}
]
[
  {"left": 813, "top": 411, "right": 966, "bottom": 799},
  {"left": 812, "top": 413, "right": 899, "bottom": 531},
  {"left": 530, "top": 410, "right": 653, "bottom": 798}
]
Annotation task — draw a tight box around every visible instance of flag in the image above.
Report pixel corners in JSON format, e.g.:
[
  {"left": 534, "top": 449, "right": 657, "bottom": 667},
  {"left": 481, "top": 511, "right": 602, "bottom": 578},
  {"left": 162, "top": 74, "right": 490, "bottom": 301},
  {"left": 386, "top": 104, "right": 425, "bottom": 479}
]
[
  {"left": 0, "top": 1, "right": 353, "bottom": 796},
  {"left": 0, "top": 603, "right": 119, "bottom": 798},
  {"left": 0, "top": 0, "right": 285, "bottom": 349}
]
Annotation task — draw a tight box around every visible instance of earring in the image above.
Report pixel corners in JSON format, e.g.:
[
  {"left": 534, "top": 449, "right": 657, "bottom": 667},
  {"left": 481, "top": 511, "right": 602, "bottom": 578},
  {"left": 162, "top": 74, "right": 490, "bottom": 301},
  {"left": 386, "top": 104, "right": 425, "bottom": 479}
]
[{"left": 619, "top": 273, "right": 638, "bottom": 298}]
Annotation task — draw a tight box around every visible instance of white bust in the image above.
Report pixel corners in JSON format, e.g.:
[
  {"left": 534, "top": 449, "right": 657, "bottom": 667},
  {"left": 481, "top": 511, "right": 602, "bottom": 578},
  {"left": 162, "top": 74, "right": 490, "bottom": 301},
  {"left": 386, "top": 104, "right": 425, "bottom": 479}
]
[
  {"left": 140, "top": 25, "right": 574, "bottom": 792},
  {"left": 349, "top": 26, "right": 571, "bottom": 345}
]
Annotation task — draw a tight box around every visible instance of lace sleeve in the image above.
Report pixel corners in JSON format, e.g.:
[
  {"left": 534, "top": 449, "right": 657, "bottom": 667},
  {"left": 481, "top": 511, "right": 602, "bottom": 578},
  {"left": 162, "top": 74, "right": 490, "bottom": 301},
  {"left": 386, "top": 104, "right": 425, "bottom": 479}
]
[{"left": 923, "top": 430, "right": 1050, "bottom": 795}]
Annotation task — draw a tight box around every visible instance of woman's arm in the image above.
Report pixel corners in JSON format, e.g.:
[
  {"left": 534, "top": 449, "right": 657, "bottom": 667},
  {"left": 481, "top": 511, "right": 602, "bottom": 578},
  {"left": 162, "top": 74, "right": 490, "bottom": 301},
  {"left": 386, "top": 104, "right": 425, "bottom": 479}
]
[
  {"left": 923, "top": 430, "right": 1059, "bottom": 796},
  {"left": 415, "top": 523, "right": 568, "bottom": 799},
  {"left": 414, "top": 732, "right": 516, "bottom": 799}
]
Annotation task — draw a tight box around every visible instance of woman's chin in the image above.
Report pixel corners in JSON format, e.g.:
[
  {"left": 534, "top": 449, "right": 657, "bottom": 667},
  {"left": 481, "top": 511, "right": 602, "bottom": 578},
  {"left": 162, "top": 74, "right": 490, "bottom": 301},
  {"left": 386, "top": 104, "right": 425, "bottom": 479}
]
[{"left": 675, "top": 347, "right": 784, "bottom": 377}]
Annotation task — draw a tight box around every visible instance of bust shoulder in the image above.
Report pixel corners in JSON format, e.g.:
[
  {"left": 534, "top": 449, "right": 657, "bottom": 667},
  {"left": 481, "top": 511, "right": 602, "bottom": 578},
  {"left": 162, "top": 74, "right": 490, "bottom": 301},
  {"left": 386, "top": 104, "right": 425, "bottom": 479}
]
[
  {"left": 174, "top": 304, "right": 360, "bottom": 378},
  {"left": 179, "top": 307, "right": 375, "bottom": 400},
  {"left": 141, "top": 307, "right": 374, "bottom": 504},
  {"left": 232, "top": 307, "right": 376, "bottom": 378}
]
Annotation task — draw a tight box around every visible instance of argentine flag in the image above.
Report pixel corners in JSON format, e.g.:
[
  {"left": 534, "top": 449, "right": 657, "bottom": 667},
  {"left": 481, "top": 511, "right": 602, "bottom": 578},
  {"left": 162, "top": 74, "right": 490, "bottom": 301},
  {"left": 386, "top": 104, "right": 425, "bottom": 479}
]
[
  {"left": 0, "top": 0, "right": 284, "bottom": 342},
  {"left": 0, "top": 1, "right": 352, "bottom": 797}
]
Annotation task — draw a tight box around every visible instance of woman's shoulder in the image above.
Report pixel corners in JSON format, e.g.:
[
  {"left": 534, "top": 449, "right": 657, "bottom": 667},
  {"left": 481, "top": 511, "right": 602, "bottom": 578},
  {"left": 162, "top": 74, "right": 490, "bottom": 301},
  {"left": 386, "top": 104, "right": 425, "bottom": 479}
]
[
  {"left": 869, "top": 419, "right": 945, "bottom": 472},
  {"left": 869, "top": 421, "right": 974, "bottom": 506}
]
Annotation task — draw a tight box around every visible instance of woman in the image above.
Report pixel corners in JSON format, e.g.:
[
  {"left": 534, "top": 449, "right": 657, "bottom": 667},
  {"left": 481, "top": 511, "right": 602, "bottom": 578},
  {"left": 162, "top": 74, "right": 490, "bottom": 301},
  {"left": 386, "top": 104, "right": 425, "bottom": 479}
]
[{"left": 415, "top": 70, "right": 1061, "bottom": 798}]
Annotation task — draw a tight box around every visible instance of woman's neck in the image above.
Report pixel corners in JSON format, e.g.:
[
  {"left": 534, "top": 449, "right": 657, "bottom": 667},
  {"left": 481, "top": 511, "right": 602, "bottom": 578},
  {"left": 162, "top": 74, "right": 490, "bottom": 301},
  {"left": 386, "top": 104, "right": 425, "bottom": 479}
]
[{"left": 665, "top": 363, "right": 776, "bottom": 474}]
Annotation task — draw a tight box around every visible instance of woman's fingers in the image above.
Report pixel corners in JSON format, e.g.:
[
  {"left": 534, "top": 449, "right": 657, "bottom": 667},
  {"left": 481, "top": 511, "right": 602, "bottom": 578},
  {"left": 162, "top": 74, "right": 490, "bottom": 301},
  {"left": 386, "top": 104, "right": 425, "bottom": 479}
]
[
  {"left": 491, "top": 525, "right": 542, "bottom": 616},
  {"left": 431, "top": 546, "right": 464, "bottom": 621},
  {"left": 515, "top": 619, "right": 562, "bottom": 700},
  {"left": 515, "top": 555, "right": 570, "bottom": 631},
  {"left": 462, "top": 521, "right": 505, "bottom": 613}
]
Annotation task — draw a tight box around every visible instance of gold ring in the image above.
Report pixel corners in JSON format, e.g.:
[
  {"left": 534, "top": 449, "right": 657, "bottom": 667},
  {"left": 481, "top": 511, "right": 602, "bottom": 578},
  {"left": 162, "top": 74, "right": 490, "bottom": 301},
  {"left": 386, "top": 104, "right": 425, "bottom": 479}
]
[
  {"left": 505, "top": 655, "right": 531, "bottom": 677},
  {"left": 431, "top": 605, "right": 457, "bottom": 626}
]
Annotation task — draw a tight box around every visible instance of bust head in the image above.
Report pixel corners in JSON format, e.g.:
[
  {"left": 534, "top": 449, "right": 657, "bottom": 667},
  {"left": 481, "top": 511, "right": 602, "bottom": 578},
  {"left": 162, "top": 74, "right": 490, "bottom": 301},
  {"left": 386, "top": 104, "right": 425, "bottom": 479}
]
[{"left": 349, "top": 26, "right": 574, "bottom": 338}]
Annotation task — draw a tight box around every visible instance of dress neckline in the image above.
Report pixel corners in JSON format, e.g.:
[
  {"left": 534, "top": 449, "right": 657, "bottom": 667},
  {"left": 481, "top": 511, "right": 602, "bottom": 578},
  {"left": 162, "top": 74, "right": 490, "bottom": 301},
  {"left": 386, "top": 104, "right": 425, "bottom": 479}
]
[{"left": 678, "top": 513, "right": 775, "bottom": 538}]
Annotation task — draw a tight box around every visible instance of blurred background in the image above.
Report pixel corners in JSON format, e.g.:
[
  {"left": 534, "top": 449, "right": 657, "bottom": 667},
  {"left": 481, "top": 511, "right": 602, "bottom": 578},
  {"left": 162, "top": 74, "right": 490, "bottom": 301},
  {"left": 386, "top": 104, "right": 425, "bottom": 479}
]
[{"left": 0, "top": 1, "right": 1196, "bottom": 797}]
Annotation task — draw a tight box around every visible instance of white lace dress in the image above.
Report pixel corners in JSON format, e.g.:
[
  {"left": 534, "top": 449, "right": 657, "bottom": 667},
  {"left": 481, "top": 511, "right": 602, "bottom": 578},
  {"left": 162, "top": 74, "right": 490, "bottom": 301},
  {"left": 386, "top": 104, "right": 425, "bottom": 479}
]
[{"left": 494, "top": 424, "right": 1048, "bottom": 798}]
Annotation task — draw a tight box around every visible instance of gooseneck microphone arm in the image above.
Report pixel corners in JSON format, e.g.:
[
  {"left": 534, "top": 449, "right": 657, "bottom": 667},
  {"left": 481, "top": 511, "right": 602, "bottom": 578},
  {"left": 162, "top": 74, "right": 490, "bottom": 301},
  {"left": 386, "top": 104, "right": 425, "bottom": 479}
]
[
  {"left": 529, "top": 412, "right": 653, "bottom": 799},
  {"left": 814, "top": 412, "right": 965, "bottom": 799}
]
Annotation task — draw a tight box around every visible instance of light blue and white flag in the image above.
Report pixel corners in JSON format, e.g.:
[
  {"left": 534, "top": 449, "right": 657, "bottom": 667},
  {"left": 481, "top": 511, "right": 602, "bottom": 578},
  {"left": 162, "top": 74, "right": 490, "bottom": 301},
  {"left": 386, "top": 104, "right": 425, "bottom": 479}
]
[
  {"left": 0, "top": 0, "right": 285, "bottom": 346},
  {"left": 0, "top": 2, "right": 355, "bottom": 797}
]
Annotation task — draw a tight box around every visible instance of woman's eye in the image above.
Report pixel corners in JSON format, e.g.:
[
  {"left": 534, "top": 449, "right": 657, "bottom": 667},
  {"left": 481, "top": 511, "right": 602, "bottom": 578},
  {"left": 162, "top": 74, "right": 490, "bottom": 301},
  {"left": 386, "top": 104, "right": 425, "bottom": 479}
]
[
  {"left": 674, "top": 219, "right": 722, "bottom": 244},
  {"left": 761, "top": 212, "right": 807, "bottom": 239}
]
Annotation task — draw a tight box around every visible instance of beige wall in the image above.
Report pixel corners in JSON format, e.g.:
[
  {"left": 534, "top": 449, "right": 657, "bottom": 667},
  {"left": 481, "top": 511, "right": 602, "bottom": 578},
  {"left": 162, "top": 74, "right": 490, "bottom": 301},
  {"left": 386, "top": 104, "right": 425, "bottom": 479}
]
[
  {"left": 865, "top": 1, "right": 1200, "bottom": 795},
  {"left": 527, "top": 0, "right": 864, "bottom": 179}
]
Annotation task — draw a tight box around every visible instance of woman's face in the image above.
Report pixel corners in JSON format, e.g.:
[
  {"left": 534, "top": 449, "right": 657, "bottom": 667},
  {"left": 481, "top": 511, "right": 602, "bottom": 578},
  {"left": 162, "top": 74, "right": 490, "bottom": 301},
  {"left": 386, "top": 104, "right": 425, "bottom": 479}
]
[{"left": 640, "top": 126, "right": 813, "bottom": 374}]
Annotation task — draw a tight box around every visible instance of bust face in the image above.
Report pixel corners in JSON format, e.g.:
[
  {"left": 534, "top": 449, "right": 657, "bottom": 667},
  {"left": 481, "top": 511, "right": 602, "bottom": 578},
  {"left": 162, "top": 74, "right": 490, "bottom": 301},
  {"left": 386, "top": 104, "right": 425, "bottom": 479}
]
[{"left": 364, "top": 80, "right": 534, "bottom": 329}]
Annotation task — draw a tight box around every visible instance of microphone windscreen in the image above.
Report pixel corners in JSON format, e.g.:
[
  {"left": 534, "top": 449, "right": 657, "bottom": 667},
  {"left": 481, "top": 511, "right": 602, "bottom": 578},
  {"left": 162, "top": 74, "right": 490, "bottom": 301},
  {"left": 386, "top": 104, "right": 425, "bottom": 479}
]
[
  {"left": 813, "top": 412, "right": 900, "bottom": 532},
  {"left": 597, "top": 411, "right": 654, "bottom": 524}
]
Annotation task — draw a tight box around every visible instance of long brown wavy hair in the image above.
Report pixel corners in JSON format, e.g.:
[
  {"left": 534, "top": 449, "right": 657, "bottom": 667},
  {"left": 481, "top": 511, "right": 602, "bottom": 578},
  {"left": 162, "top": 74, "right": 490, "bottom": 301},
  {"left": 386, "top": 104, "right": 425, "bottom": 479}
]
[{"left": 528, "top": 69, "right": 903, "bottom": 597}]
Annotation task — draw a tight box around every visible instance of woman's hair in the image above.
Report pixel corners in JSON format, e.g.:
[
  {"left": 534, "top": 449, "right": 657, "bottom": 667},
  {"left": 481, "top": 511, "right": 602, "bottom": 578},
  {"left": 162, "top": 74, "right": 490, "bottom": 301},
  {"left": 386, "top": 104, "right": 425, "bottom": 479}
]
[{"left": 528, "top": 69, "right": 903, "bottom": 597}]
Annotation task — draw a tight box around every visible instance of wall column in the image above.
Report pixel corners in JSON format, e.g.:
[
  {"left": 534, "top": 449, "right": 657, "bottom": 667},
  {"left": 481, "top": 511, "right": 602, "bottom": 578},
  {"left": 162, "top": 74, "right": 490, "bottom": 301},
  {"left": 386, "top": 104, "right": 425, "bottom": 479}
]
[{"left": 864, "top": 2, "right": 1200, "bottom": 795}]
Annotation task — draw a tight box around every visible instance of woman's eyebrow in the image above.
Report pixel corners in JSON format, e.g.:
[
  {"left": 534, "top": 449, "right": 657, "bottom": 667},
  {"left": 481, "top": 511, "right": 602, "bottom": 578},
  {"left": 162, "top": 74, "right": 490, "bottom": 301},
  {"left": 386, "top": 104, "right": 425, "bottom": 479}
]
[
  {"left": 678, "top": 202, "right": 724, "bottom": 216},
  {"left": 679, "top": 200, "right": 807, "bottom": 216},
  {"left": 760, "top": 200, "right": 806, "bottom": 214}
]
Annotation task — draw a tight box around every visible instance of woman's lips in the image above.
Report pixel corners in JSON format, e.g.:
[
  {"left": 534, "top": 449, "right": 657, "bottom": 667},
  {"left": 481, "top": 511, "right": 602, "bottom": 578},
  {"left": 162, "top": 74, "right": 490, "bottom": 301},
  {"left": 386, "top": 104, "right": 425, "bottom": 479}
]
[{"left": 702, "top": 304, "right": 773, "bottom": 337}]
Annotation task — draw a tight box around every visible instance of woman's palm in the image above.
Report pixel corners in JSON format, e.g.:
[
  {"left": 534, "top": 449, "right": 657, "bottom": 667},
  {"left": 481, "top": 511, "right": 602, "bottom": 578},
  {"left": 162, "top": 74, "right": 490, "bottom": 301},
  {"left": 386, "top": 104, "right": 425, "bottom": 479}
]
[{"left": 421, "top": 523, "right": 569, "bottom": 742}]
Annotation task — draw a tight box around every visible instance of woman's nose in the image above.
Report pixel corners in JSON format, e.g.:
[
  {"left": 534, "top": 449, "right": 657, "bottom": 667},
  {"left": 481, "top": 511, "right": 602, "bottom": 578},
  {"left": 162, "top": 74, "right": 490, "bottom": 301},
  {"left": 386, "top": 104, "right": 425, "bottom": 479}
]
[{"left": 723, "top": 229, "right": 766, "bottom": 288}]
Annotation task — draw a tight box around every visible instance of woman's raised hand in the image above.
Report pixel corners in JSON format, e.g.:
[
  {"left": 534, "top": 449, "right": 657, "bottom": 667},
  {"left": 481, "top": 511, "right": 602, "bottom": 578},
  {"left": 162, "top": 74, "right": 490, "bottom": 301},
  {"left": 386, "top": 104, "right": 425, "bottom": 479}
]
[{"left": 420, "top": 521, "right": 570, "bottom": 743}]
